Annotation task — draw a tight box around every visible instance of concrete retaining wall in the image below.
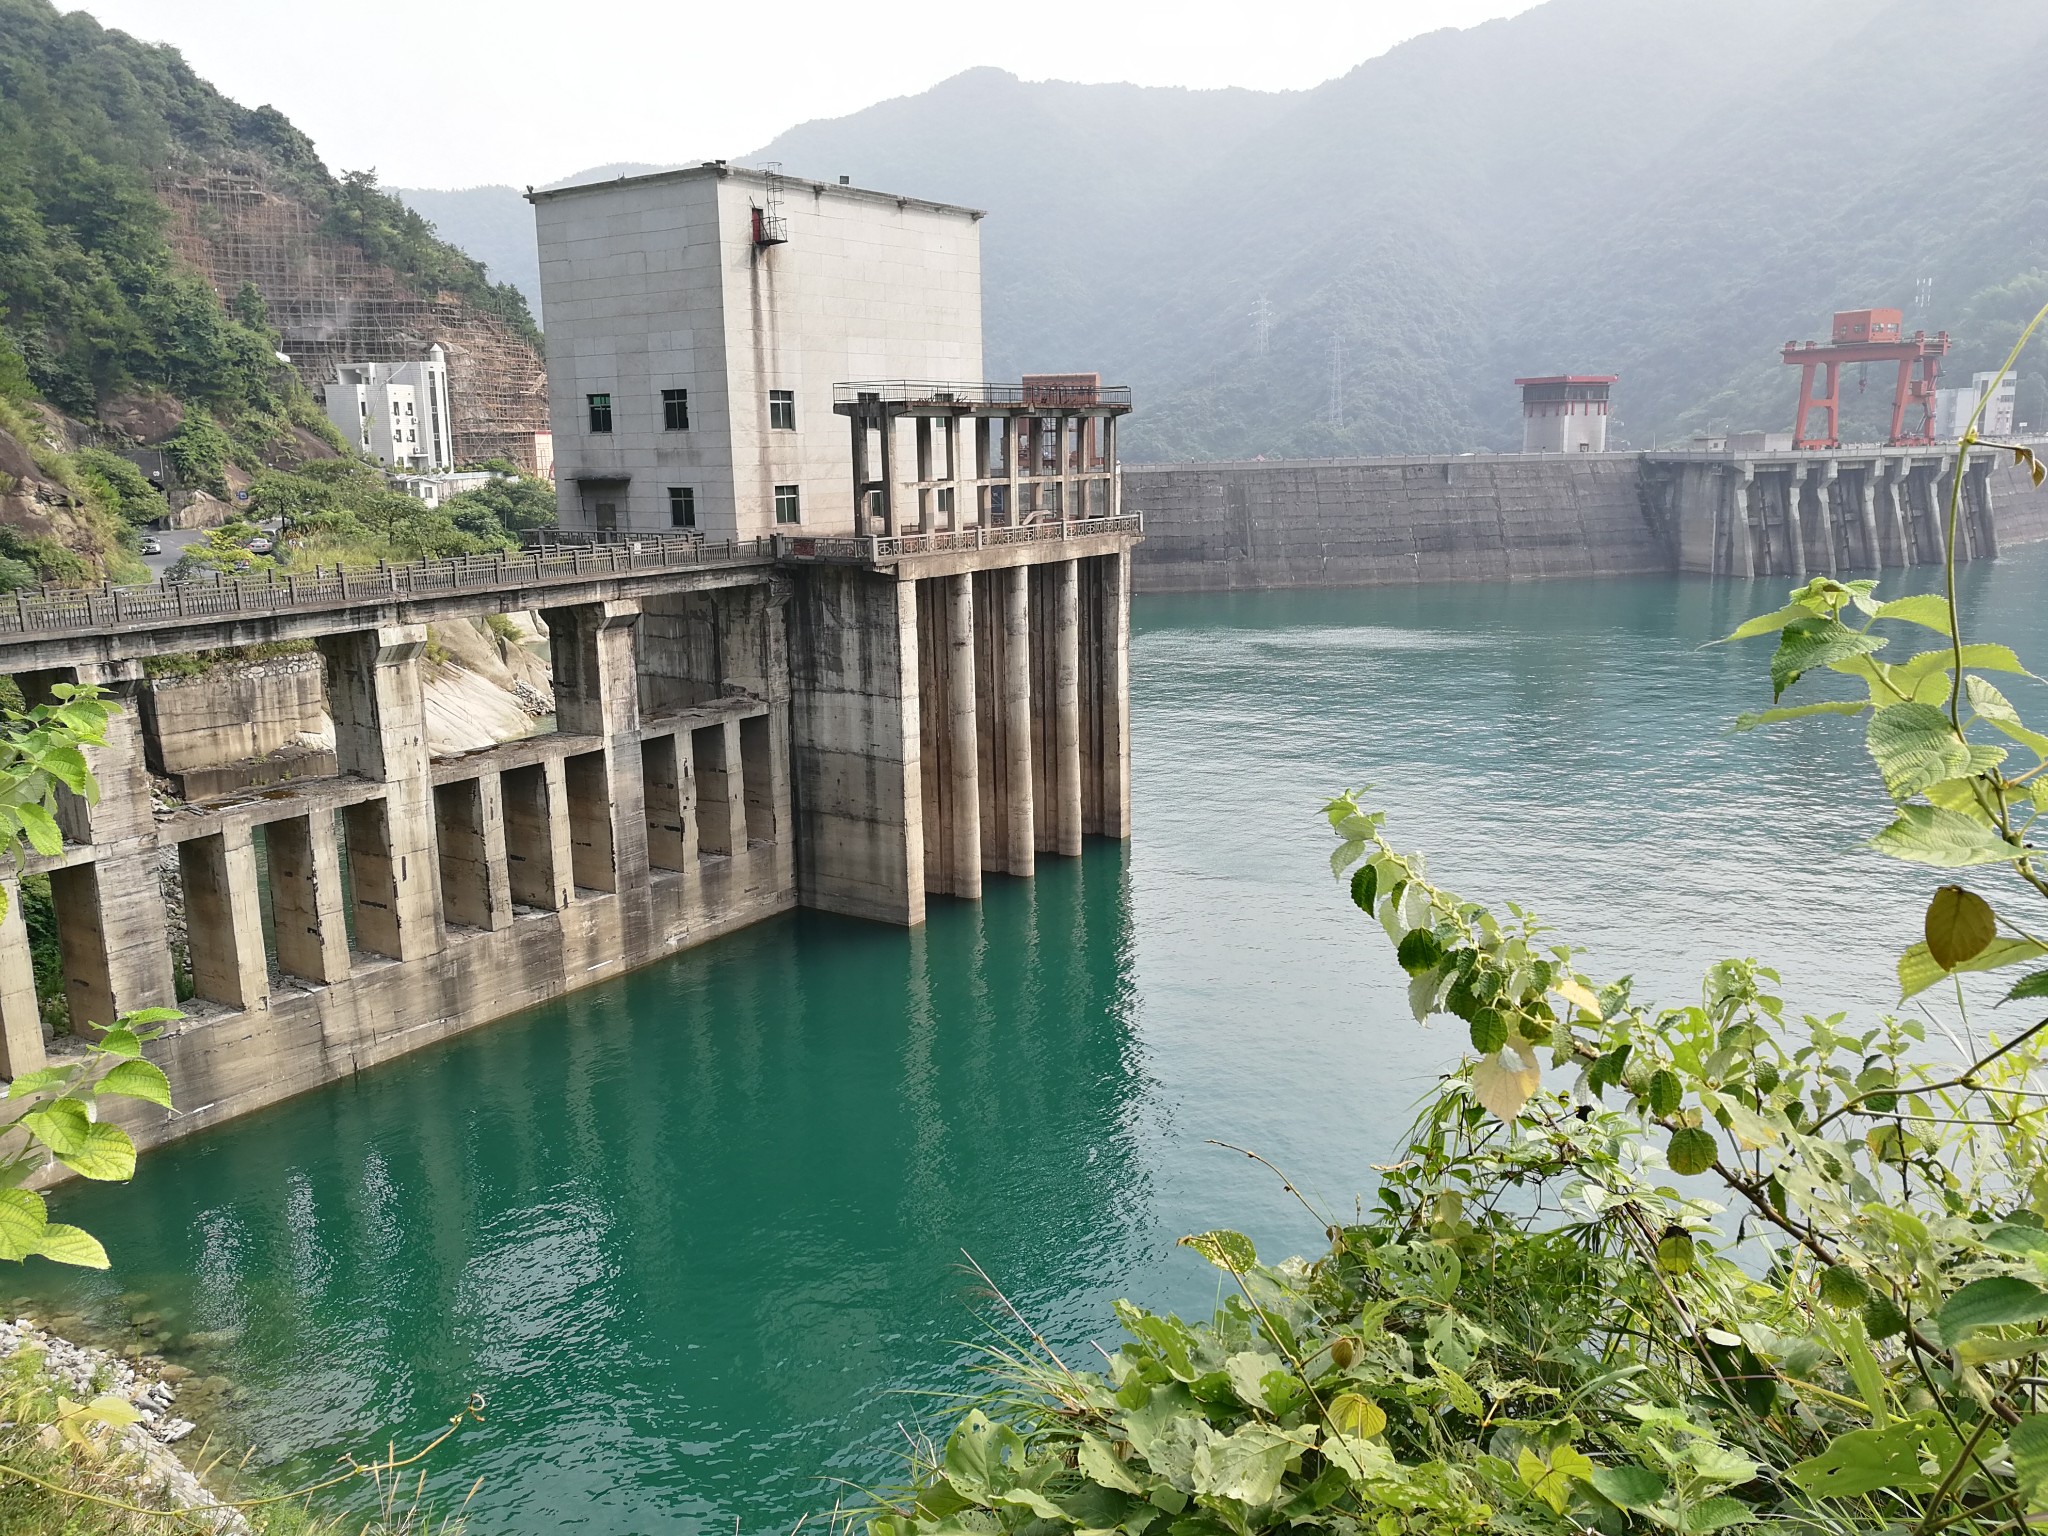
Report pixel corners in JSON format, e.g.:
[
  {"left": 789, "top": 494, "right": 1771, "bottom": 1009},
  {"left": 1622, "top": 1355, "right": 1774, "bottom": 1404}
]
[
  {"left": 140, "top": 659, "right": 331, "bottom": 794},
  {"left": 1122, "top": 453, "right": 1664, "bottom": 592},
  {"left": 1123, "top": 448, "right": 2048, "bottom": 594},
  {"left": 1990, "top": 457, "right": 2048, "bottom": 546}
]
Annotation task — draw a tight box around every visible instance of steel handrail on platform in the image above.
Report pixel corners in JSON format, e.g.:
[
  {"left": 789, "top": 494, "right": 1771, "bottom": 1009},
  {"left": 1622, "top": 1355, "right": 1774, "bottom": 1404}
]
[
  {"left": 0, "top": 534, "right": 772, "bottom": 641},
  {"left": 775, "top": 512, "right": 1143, "bottom": 564}
]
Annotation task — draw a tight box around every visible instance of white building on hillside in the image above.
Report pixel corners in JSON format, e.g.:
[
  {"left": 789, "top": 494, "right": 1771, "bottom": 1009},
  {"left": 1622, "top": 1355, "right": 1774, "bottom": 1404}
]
[
  {"left": 528, "top": 163, "right": 983, "bottom": 538},
  {"left": 324, "top": 346, "right": 455, "bottom": 471},
  {"left": 1935, "top": 371, "right": 2017, "bottom": 440}
]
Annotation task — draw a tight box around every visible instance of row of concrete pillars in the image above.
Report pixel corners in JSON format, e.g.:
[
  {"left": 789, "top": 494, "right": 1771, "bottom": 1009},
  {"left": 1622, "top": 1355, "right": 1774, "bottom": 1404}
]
[
  {"left": 916, "top": 557, "right": 1129, "bottom": 903},
  {"left": 1711, "top": 460, "right": 1998, "bottom": 578},
  {"left": 0, "top": 597, "right": 788, "bottom": 1081}
]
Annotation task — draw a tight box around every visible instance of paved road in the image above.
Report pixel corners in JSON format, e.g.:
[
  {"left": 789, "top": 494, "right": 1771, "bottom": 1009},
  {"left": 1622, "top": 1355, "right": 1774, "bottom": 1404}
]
[
  {"left": 140, "top": 520, "right": 279, "bottom": 579},
  {"left": 141, "top": 527, "right": 206, "bottom": 578}
]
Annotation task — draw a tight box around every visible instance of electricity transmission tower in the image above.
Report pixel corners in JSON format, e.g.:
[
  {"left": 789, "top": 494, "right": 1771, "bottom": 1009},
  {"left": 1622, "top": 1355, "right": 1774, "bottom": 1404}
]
[
  {"left": 1327, "top": 333, "right": 1346, "bottom": 431},
  {"left": 1250, "top": 294, "right": 1271, "bottom": 355}
]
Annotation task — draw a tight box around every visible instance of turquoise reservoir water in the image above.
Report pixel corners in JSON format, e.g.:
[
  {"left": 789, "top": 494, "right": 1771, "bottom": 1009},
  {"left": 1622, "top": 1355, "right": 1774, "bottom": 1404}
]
[{"left": 20, "top": 549, "right": 2048, "bottom": 1532}]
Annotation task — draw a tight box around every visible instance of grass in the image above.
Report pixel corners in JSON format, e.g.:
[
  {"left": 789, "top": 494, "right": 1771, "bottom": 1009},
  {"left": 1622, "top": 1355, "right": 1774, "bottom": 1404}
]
[{"left": 0, "top": 1345, "right": 475, "bottom": 1536}]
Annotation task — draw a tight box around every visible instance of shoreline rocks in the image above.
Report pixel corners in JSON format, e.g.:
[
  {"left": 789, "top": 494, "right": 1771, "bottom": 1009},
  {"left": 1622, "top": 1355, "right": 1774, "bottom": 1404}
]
[{"left": 0, "top": 1315, "right": 248, "bottom": 1534}]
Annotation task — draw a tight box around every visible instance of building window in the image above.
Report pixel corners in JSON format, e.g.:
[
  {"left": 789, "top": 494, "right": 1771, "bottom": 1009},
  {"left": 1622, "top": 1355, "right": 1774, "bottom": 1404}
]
[
  {"left": 774, "top": 483, "right": 801, "bottom": 524},
  {"left": 935, "top": 487, "right": 955, "bottom": 516},
  {"left": 668, "top": 486, "right": 696, "bottom": 528},
  {"left": 661, "top": 389, "right": 689, "bottom": 431},
  {"left": 587, "top": 393, "right": 613, "bottom": 433},
  {"left": 768, "top": 390, "right": 796, "bottom": 431},
  {"left": 594, "top": 500, "right": 617, "bottom": 530}
]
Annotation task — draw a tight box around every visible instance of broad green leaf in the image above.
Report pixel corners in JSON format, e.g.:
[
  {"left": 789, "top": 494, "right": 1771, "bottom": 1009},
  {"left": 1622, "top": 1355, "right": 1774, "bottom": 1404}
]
[
  {"left": 1967, "top": 677, "right": 2048, "bottom": 758},
  {"left": 1733, "top": 700, "right": 1867, "bottom": 731},
  {"left": 1989, "top": 1226, "right": 2048, "bottom": 1258},
  {"left": 1517, "top": 1446, "right": 1582, "bottom": 1515},
  {"left": 1588, "top": 1464, "right": 1667, "bottom": 1510},
  {"left": 1668, "top": 1126, "right": 1718, "bottom": 1176},
  {"left": 1470, "top": 1048, "right": 1539, "bottom": 1122},
  {"left": 20, "top": 1097, "right": 91, "bottom": 1155},
  {"left": 1552, "top": 976, "right": 1603, "bottom": 1018},
  {"left": 1431, "top": 1359, "right": 1484, "bottom": 1417},
  {"left": 1191, "top": 1422, "right": 1295, "bottom": 1506},
  {"left": 2011, "top": 1416, "right": 2048, "bottom": 1500},
  {"left": 32, "top": 1223, "right": 109, "bottom": 1269},
  {"left": 0, "top": 1185, "right": 48, "bottom": 1260},
  {"left": 80, "top": 1393, "right": 141, "bottom": 1427},
  {"left": 1395, "top": 928, "right": 1442, "bottom": 974},
  {"left": 1321, "top": 1432, "right": 1396, "bottom": 1481},
  {"left": 1867, "top": 703, "right": 1970, "bottom": 799},
  {"left": 1327, "top": 1392, "right": 1387, "bottom": 1439},
  {"left": 112, "top": 1009, "right": 182, "bottom": 1029},
  {"left": 1223, "top": 1350, "right": 1288, "bottom": 1412},
  {"left": 991, "top": 1488, "right": 1064, "bottom": 1521},
  {"left": 1872, "top": 805, "right": 2027, "bottom": 869},
  {"left": 1875, "top": 593, "right": 1954, "bottom": 636},
  {"left": 93, "top": 1027, "right": 142, "bottom": 1058},
  {"left": 1078, "top": 1434, "right": 1144, "bottom": 1496},
  {"left": 2006, "top": 968, "right": 2048, "bottom": 1003},
  {"left": 36, "top": 744, "right": 90, "bottom": 797},
  {"left": 1937, "top": 1275, "right": 2048, "bottom": 1345},
  {"left": 1898, "top": 937, "right": 2048, "bottom": 1000},
  {"left": 1719, "top": 1098, "right": 1782, "bottom": 1150},
  {"left": 1647, "top": 1069, "right": 1681, "bottom": 1117},
  {"left": 1179, "top": 1229, "right": 1255, "bottom": 1273},
  {"left": 57, "top": 1121, "right": 136, "bottom": 1182},
  {"left": 1925, "top": 884, "right": 1996, "bottom": 968},
  {"left": 1686, "top": 1496, "right": 1757, "bottom": 1532},
  {"left": 13, "top": 800, "right": 61, "bottom": 856},
  {"left": 943, "top": 1410, "right": 1021, "bottom": 1499},
  {"left": 1790, "top": 1418, "right": 1952, "bottom": 1496},
  {"left": 1895, "top": 644, "right": 2033, "bottom": 691},
  {"left": 1349, "top": 864, "right": 1377, "bottom": 913},
  {"left": 1716, "top": 602, "right": 1817, "bottom": 644},
  {"left": 97, "top": 1058, "right": 171, "bottom": 1109},
  {"left": 5, "top": 1066, "right": 70, "bottom": 1098},
  {"left": 1770, "top": 617, "right": 1885, "bottom": 700}
]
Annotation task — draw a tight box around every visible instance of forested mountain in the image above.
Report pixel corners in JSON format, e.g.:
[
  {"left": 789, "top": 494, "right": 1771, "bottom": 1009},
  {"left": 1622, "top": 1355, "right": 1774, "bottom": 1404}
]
[
  {"left": 0, "top": 0, "right": 547, "bottom": 580},
  {"left": 402, "top": 0, "right": 2048, "bottom": 459},
  {"left": 750, "top": 0, "right": 2048, "bottom": 457}
]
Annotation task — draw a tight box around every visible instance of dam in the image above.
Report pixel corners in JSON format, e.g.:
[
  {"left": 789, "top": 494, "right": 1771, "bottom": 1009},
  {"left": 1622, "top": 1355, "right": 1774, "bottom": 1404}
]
[
  {"left": 1122, "top": 442, "right": 2048, "bottom": 590},
  {"left": 0, "top": 517, "right": 1138, "bottom": 1156}
]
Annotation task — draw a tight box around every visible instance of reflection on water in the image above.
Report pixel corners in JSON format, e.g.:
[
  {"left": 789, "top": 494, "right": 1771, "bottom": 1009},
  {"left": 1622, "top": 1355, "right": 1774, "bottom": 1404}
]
[
  {"left": 16, "top": 546, "right": 2048, "bottom": 1533},
  {"left": 26, "top": 855, "right": 1148, "bottom": 1533}
]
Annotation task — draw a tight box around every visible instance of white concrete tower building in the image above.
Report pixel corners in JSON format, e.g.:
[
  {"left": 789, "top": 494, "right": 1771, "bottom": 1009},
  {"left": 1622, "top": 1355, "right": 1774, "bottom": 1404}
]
[
  {"left": 529, "top": 164, "right": 984, "bottom": 539},
  {"left": 323, "top": 346, "right": 455, "bottom": 471},
  {"left": 1517, "top": 375, "right": 1616, "bottom": 453}
]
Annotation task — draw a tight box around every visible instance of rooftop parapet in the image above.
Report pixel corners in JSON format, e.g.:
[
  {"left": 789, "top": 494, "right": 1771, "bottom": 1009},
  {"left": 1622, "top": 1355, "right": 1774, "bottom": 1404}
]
[{"left": 832, "top": 380, "right": 1133, "bottom": 414}]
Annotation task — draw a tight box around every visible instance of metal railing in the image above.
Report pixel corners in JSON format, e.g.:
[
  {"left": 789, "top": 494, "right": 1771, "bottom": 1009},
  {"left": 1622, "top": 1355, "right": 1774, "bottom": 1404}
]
[
  {"left": 775, "top": 512, "right": 1142, "bottom": 564},
  {"left": 832, "top": 380, "right": 1134, "bottom": 411},
  {"left": 0, "top": 535, "right": 773, "bottom": 641}
]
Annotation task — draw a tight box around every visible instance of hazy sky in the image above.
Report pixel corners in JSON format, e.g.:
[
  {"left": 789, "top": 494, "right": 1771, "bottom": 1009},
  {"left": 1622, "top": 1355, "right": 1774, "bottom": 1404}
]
[{"left": 70, "top": 0, "right": 1541, "bottom": 189}]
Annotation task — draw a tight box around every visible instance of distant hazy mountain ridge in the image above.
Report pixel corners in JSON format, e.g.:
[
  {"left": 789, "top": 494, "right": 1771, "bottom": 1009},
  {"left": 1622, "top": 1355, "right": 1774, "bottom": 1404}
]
[{"left": 397, "top": 0, "right": 2048, "bottom": 459}]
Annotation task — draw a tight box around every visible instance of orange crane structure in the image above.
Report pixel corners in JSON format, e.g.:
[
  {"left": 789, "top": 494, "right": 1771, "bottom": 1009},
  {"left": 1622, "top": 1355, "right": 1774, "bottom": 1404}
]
[{"left": 1782, "top": 309, "right": 1950, "bottom": 449}]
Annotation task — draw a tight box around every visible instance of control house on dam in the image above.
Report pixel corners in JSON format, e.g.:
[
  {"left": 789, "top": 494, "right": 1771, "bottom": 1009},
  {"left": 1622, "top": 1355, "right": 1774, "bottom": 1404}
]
[{"left": 0, "top": 163, "right": 1140, "bottom": 1162}]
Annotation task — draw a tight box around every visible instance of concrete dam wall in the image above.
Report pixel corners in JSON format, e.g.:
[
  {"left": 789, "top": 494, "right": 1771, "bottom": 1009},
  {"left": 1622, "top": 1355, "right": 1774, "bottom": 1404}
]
[
  {"left": 1122, "top": 446, "right": 2048, "bottom": 592},
  {"left": 1121, "top": 453, "right": 1666, "bottom": 592}
]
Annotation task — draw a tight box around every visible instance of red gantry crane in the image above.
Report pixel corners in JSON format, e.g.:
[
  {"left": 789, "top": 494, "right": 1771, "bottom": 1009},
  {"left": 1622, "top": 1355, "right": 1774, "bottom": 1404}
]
[{"left": 1782, "top": 309, "right": 1950, "bottom": 449}]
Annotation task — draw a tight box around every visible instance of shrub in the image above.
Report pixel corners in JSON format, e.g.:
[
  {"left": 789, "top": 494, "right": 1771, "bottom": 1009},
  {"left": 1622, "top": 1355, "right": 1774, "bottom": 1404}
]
[
  {"left": 162, "top": 413, "right": 233, "bottom": 494},
  {"left": 871, "top": 314, "right": 2048, "bottom": 1536}
]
